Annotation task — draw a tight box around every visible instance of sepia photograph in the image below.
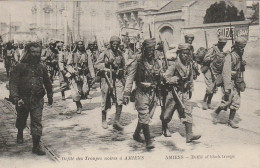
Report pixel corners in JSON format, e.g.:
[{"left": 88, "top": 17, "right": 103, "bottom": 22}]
[{"left": 0, "top": 0, "right": 259, "bottom": 168}]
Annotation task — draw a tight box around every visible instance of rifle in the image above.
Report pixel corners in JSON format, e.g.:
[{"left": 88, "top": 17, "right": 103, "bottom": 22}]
[
  {"left": 148, "top": 24, "right": 152, "bottom": 38},
  {"left": 159, "top": 34, "right": 169, "bottom": 69}
]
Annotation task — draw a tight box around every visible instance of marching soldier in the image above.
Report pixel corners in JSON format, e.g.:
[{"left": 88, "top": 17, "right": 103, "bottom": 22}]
[
  {"left": 161, "top": 43, "right": 201, "bottom": 143},
  {"left": 184, "top": 34, "right": 200, "bottom": 99},
  {"left": 4, "top": 41, "right": 15, "bottom": 77},
  {"left": 41, "top": 41, "right": 59, "bottom": 83},
  {"left": 96, "top": 36, "right": 125, "bottom": 130},
  {"left": 202, "top": 36, "right": 227, "bottom": 110},
  {"left": 212, "top": 37, "right": 247, "bottom": 129},
  {"left": 123, "top": 38, "right": 162, "bottom": 149},
  {"left": 66, "top": 41, "right": 95, "bottom": 114},
  {"left": 57, "top": 41, "right": 69, "bottom": 100},
  {"left": 10, "top": 42, "right": 53, "bottom": 155},
  {"left": 86, "top": 40, "right": 100, "bottom": 65}
]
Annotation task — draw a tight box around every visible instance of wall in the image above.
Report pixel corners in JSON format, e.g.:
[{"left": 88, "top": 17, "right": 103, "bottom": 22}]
[{"left": 182, "top": 21, "right": 260, "bottom": 89}]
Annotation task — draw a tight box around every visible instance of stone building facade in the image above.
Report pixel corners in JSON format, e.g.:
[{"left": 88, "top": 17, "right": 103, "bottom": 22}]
[
  {"left": 117, "top": 0, "right": 247, "bottom": 47},
  {"left": 31, "top": 1, "right": 119, "bottom": 44}
]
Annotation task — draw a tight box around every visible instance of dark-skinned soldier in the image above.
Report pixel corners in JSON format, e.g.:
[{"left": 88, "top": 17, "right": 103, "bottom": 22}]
[
  {"left": 66, "top": 41, "right": 95, "bottom": 114},
  {"left": 57, "top": 41, "right": 69, "bottom": 100},
  {"left": 212, "top": 37, "right": 247, "bottom": 129},
  {"left": 161, "top": 43, "right": 201, "bottom": 143},
  {"left": 123, "top": 38, "right": 163, "bottom": 149},
  {"left": 201, "top": 36, "right": 227, "bottom": 110},
  {"left": 96, "top": 36, "right": 125, "bottom": 130},
  {"left": 41, "top": 41, "right": 59, "bottom": 83},
  {"left": 4, "top": 41, "right": 15, "bottom": 77},
  {"left": 10, "top": 42, "right": 53, "bottom": 155}
]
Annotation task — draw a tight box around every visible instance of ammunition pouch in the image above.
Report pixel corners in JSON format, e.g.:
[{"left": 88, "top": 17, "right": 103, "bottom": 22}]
[
  {"left": 235, "top": 77, "right": 246, "bottom": 92},
  {"left": 200, "top": 65, "right": 209, "bottom": 74}
]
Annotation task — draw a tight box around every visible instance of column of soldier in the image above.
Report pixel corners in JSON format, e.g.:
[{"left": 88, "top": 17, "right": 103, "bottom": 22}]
[{"left": 3, "top": 32, "right": 247, "bottom": 155}]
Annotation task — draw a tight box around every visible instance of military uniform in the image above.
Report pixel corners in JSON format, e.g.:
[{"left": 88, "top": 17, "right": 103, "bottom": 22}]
[
  {"left": 4, "top": 42, "right": 15, "bottom": 77},
  {"left": 124, "top": 38, "right": 162, "bottom": 149},
  {"left": 9, "top": 42, "right": 53, "bottom": 155},
  {"left": 96, "top": 36, "right": 125, "bottom": 130},
  {"left": 41, "top": 46, "right": 59, "bottom": 82},
  {"left": 161, "top": 43, "right": 201, "bottom": 143},
  {"left": 202, "top": 37, "right": 227, "bottom": 110},
  {"left": 66, "top": 43, "right": 95, "bottom": 113},
  {"left": 58, "top": 49, "right": 69, "bottom": 99},
  {"left": 214, "top": 37, "right": 247, "bottom": 129}
]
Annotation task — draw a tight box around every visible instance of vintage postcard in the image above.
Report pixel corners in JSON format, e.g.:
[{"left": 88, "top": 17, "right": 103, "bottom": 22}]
[{"left": 0, "top": 0, "right": 259, "bottom": 168}]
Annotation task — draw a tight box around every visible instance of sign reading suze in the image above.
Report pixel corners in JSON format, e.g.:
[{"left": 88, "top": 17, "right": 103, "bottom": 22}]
[{"left": 217, "top": 26, "right": 249, "bottom": 40}]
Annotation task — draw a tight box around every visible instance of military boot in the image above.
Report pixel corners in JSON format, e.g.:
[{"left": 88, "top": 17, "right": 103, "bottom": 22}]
[
  {"left": 113, "top": 105, "right": 124, "bottom": 131},
  {"left": 203, "top": 93, "right": 208, "bottom": 102},
  {"left": 102, "top": 110, "right": 108, "bottom": 129},
  {"left": 212, "top": 107, "right": 222, "bottom": 124},
  {"left": 228, "top": 109, "right": 239, "bottom": 129},
  {"left": 207, "top": 94, "right": 214, "bottom": 109},
  {"left": 133, "top": 122, "right": 144, "bottom": 143},
  {"left": 142, "top": 124, "right": 155, "bottom": 149},
  {"left": 76, "top": 101, "right": 82, "bottom": 114},
  {"left": 162, "top": 121, "right": 171, "bottom": 137},
  {"left": 185, "top": 122, "right": 201, "bottom": 143},
  {"left": 17, "top": 129, "right": 24, "bottom": 144},
  {"left": 32, "top": 135, "right": 46, "bottom": 156},
  {"left": 61, "top": 91, "right": 66, "bottom": 100}
]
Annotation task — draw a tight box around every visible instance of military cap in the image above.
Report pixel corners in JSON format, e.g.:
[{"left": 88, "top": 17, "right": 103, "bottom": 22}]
[
  {"left": 177, "top": 43, "right": 191, "bottom": 50},
  {"left": 235, "top": 36, "right": 247, "bottom": 47},
  {"left": 110, "top": 36, "right": 121, "bottom": 43},
  {"left": 218, "top": 36, "right": 227, "bottom": 43},
  {"left": 184, "top": 34, "right": 194, "bottom": 39},
  {"left": 143, "top": 38, "right": 156, "bottom": 48}
]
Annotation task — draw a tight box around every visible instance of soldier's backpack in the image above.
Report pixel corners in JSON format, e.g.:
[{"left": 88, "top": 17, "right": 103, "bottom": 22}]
[
  {"left": 194, "top": 47, "right": 207, "bottom": 64},
  {"left": 210, "top": 46, "right": 227, "bottom": 74}
]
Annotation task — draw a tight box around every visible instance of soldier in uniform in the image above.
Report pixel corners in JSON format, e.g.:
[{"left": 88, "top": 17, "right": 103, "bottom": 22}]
[
  {"left": 9, "top": 42, "right": 53, "bottom": 155},
  {"left": 184, "top": 34, "right": 200, "bottom": 99},
  {"left": 123, "top": 38, "right": 163, "bottom": 149},
  {"left": 4, "top": 41, "right": 15, "bottom": 77},
  {"left": 66, "top": 41, "right": 95, "bottom": 114},
  {"left": 161, "top": 43, "right": 201, "bottom": 143},
  {"left": 86, "top": 40, "right": 100, "bottom": 65},
  {"left": 212, "top": 37, "right": 247, "bottom": 129},
  {"left": 41, "top": 41, "right": 59, "bottom": 83},
  {"left": 57, "top": 41, "right": 69, "bottom": 100},
  {"left": 96, "top": 36, "right": 125, "bottom": 130},
  {"left": 202, "top": 36, "right": 227, "bottom": 110}
]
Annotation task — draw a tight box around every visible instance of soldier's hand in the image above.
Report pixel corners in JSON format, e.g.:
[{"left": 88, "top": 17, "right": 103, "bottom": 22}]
[
  {"left": 123, "top": 96, "right": 130, "bottom": 105},
  {"left": 65, "top": 72, "right": 71, "bottom": 78},
  {"left": 48, "top": 97, "right": 53, "bottom": 106},
  {"left": 16, "top": 99, "right": 24, "bottom": 107},
  {"left": 241, "top": 60, "right": 246, "bottom": 66}
]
